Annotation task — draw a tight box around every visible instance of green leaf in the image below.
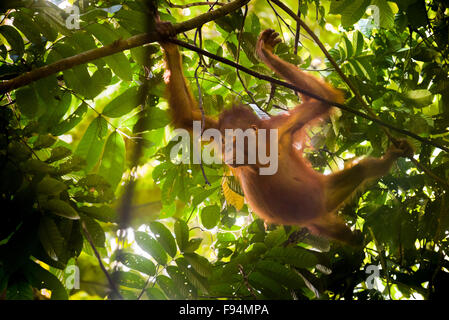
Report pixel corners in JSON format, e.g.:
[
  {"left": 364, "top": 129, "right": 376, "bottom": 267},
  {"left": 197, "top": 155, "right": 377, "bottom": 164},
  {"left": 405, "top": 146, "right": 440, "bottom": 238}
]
[
  {"left": 248, "top": 12, "right": 261, "bottom": 34},
  {"left": 79, "top": 205, "right": 117, "bottom": 223},
  {"left": 184, "top": 238, "right": 202, "bottom": 253},
  {"left": 78, "top": 174, "right": 111, "bottom": 189},
  {"left": 25, "top": 260, "right": 68, "bottom": 300},
  {"left": 57, "top": 155, "right": 86, "bottom": 175},
  {"left": 371, "top": 0, "right": 394, "bottom": 29},
  {"left": 34, "top": 74, "right": 59, "bottom": 106},
  {"left": 217, "top": 232, "right": 236, "bottom": 245},
  {"left": 37, "top": 176, "right": 67, "bottom": 196},
  {"left": 80, "top": 8, "right": 108, "bottom": 23},
  {"left": 146, "top": 287, "right": 166, "bottom": 300},
  {"left": 160, "top": 167, "right": 177, "bottom": 204},
  {"left": 348, "top": 58, "right": 370, "bottom": 79},
  {"left": 329, "top": 0, "right": 371, "bottom": 27},
  {"left": 15, "top": 86, "right": 40, "bottom": 118},
  {"left": 174, "top": 220, "right": 189, "bottom": 252},
  {"left": 11, "top": 11, "right": 42, "bottom": 44},
  {"left": 404, "top": 89, "right": 433, "bottom": 107},
  {"left": 266, "top": 247, "right": 318, "bottom": 269},
  {"left": 21, "top": 159, "right": 55, "bottom": 174},
  {"left": 45, "top": 199, "right": 80, "bottom": 220},
  {"left": 115, "top": 9, "right": 147, "bottom": 33},
  {"left": 135, "top": 231, "right": 167, "bottom": 265},
  {"left": 200, "top": 205, "right": 220, "bottom": 229},
  {"left": 405, "top": 0, "right": 428, "bottom": 29},
  {"left": 0, "top": 45, "right": 6, "bottom": 60},
  {"left": 256, "top": 260, "right": 305, "bottom": 289},
  {"left": 248, "top": 271, "right": 284, "bottom": 298},
  {"left": 264, "top": 227, "right": 287, "bottom": 248},
  {"left": 6, "top": 279, "right": 33, "bottom": 300},
  {"left": 117, "top": 252, "right": 156, "bottom": 276},
  {"left": 52, "top": 103, "right": 88, "bottom": 136},
  {"left": 67, "top": 31, "right": 98, "bottom": 55},
  {"left": 0, "top": 25, "right": 24, "bottom": 59},
  {"left": 113, "top": 271, "right": 146, "bottom": 289},
  {"left": 241, "top": 32, "right": 259, "bottom": 64},
  {"left": 301, "top": 233, "right": 330, "bottom": 252},
  {"left": 102, "top": 86, "right": 140, "bottom": 118},
  {"left": 133, "top": 107, "right": 170, "bottom": 132},
  {"left": 47, "top": 146, "right": 72, "bottom": 163},
  {"left": 156, "top": 275, "right": 177, "bottom": 298},
  {"left": 90, "top": 67, "right": 112, "bottom": 98},
  {"left": 75, "top": 117, "right": 108, "bottom": 172},
  {"left": 38, "top": 90, "right": 72, "bottom": 132},
  {"left": 183, "top": 253, "right": 212, "bottom": 278},
  {"left": 149, "top": 222, "right": 177, "bottom": 258},
  {"left": 98, "top": 131, "right": 125, "bottom": 190},
  {"left": 343, "top": 35, "right": 354, "bottom": 58},
  {"left": 48, "top": 43, "right": 95, "bottom": 98},
  {"left": 176, "top": 257, "right": 209, "bottom": 294},
  {"left": 7, "top": 140, "right": 31, "bottom": 162},
  {"left": 81, "top": 214, "right": 105, "bottom": 247},
  {"left": 353, "top": 30, "right": 365, "bottom": 56},
  {"left": 34, "top": 14, "right": 58, "bottom": 42},
  {"left": 85, "top": 23, "right": 133, "bottom": 81},
  {"left": 38, "top": 216, "right": 65, "bottom": 261},
  {"left": 204, "top": 39, "right": 220, "bottom": 54},
  {"left": 33, "top": 134, "right": 56, "bottom": 150},
  {"left": 166, "top": 266, "right": 195, "bottom": 298}
]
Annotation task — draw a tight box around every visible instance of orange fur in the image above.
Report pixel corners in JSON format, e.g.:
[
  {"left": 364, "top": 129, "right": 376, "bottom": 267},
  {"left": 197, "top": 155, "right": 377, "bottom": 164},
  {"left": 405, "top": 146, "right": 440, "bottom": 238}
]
[{"left": 157, "top": 24, "right": 413, "bottom": 245}]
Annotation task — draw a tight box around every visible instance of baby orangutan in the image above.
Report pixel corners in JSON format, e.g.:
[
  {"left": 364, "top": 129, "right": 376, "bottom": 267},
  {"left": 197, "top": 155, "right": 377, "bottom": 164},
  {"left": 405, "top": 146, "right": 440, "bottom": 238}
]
[{"left": 156, "top": 21, "right": 413, "bottom": 245}]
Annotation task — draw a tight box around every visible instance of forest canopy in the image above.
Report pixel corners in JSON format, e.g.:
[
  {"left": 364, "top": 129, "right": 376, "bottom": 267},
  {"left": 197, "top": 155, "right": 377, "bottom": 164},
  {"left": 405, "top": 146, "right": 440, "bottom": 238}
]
[{"left": 0, "top": 0, "right": 449, "bottom": 301}]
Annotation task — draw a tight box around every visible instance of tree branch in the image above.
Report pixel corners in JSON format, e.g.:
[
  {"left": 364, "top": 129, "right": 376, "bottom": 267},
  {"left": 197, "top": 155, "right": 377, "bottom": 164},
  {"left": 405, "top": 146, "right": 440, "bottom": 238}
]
[
  {"left": 269, "top": 0, "right": 449, "bottom": 189},
  {"left": 166, "top": 0, "right": 226, "bottom": 8},
  {"left": 169, "top": 38, "right": 449, "bottom": 154},
  {"left": 0, "top": 0, "right": 250, "bottom": 94},
  {"left": 81, "top": 221, "right": 123, "bottom": 300},
  {"left": 269, "top": 0, "right": 369, "bottom": 113}
]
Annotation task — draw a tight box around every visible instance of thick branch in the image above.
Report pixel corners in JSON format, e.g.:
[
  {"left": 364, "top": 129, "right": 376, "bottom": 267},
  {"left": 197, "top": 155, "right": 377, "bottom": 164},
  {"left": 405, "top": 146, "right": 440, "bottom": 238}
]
[{"left": 0, "top": 0, "right": 249, "bottom": 94}]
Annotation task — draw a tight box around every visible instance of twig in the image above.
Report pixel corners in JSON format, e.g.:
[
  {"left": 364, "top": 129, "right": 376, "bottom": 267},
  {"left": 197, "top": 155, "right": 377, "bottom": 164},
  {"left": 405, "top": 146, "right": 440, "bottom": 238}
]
[
  {"left": 58, "top": 85, "right": 119, "bottom": 131},
  {"left": 235, "top": 5, "right": 265, "bottom": 113},
  {"left": 137, "top": 275, "right": 152, "bottom": 300},
  {"left": 194, "top": 63, "right": 212, "bottom": 186},
  {"left": 192, "top": 25, "right": 211, "bottom": 186},
  {"left": 81, "top": 221, "right": 124, "bottom": 300},
  {"left": 0, "top": 99, "right": 15, "bottom": 107},
  {"left": 237, "top": 264, "right": 257, "bottom": 299},
  {"left": 266, "top": 0, "right": 288, "bottom": 42},
  {"left": 294, "top": 0, "right": 301, "bottom": 55},
  {"left": 265, "top": 83, "right": 276, "bottom": 110},
  {"left": 188, "top": 72, "right": 244, "bottom": 98},
  {"left": 7, "top": 94, "right": 42, "bottom": 160}
]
